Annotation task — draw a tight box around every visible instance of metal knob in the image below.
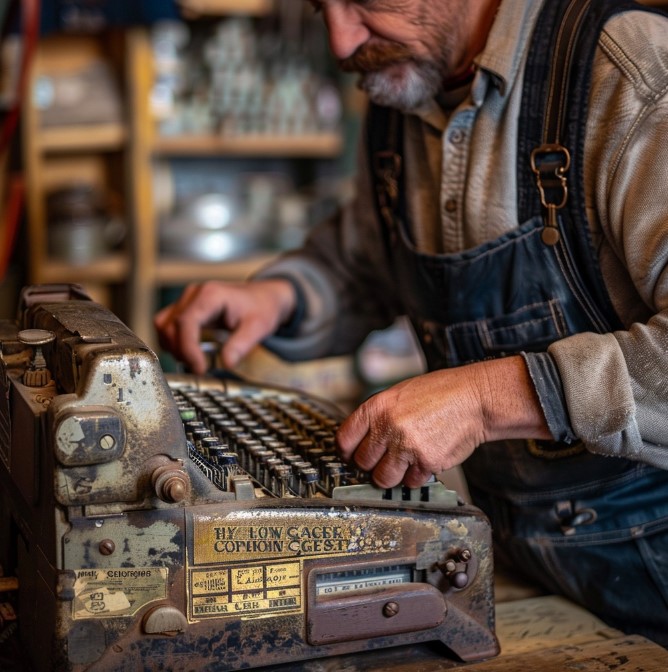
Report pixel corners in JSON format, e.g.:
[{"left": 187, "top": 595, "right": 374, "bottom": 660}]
[
  {"left": 18, "top": 329, "right": 56, "bottom": 387},
  {"left": 151, "top": 463, "right": 191, "bottom": 503},
  {"left": 438, "top": 548, "right": 474, "bottom": 590}
]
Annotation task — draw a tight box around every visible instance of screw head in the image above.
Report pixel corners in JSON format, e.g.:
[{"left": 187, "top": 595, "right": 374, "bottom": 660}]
[
  {"left": 99, "top": 434, "right": 116, "bottom": 451},
  {"left": 99, "top": 539, "right": 115, "bottom": 556},
  {"left": 444, "top": 559, "right": 457, "bottom": 575},
  {"left": 382, "top": 601, "right": 400, "bottom": 618},
  {"left": 165, "top": 475, "right": 187, "bottom": 502}
]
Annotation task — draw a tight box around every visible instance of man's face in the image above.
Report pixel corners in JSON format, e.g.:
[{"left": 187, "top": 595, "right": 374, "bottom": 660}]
[{"left": 309, "top": 0, "right": 470, "bottom": 112}]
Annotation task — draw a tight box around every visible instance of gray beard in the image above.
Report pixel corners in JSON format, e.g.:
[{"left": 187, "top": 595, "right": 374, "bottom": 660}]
[{"left": 359, "top": 62, "right": 443, "bottom": 113}]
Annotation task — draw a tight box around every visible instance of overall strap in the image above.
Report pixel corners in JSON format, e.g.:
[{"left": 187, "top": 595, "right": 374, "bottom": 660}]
[
  {"left": 517, "top": 0, "right": 664, "bottom": 332},
  {"left": 366, "top": 103, "right": 405, "bottom": 251},
  {"left": 518, "top": 0, "right": 664, "bottom": 224},
  {"left": 528, "top": 0, "right": 595, "bottom": 246}
]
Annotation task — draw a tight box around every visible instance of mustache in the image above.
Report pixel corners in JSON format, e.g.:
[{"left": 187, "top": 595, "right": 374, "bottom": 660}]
[{"left": 339, "top": 42, "right": 414, "bottom": 73}]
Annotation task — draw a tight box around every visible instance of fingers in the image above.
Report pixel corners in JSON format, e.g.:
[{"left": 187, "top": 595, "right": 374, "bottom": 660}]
[
  {"left": 369, "top": 451, "right": 410, "bottom": 489},
  {"left": 155, "top": 284, "right": 212, "bottom": 374},
  {"left": 335, "top": 370, "right": 484, "bottom": 489},
  {"left": 154, "top": 279, "right": 297, "bottom": 374},
  {"left": 402, "top": 464, "right": 435, "bottom": 489},
  {"left": 336, "top": 404, "right": 373, "bottom": 464},
  {"left": 336, "top": 397, "right": 428, "bottom": 489}
]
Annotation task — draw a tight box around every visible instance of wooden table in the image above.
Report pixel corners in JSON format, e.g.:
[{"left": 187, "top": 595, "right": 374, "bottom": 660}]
[{"left": 259, "top": 572, "right": 668, "bottom": 672}]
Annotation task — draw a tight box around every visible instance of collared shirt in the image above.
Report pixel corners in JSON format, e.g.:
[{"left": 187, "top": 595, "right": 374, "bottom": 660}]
[{"left": 258, "top": 0, "right": 668, "bottom": 468}]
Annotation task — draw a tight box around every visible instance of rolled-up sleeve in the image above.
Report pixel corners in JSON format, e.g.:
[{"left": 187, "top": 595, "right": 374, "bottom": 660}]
[{"left": 543, "top": 12, "right": 668, "bottom": 468}]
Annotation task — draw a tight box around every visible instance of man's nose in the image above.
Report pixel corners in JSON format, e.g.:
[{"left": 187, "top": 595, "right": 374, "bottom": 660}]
[{"left": 324, "top": 4, "right": 370, "bottom": 60}]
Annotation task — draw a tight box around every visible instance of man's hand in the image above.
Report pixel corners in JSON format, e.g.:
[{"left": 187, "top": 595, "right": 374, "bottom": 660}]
[
  {"left": 336, "top": 355, "right": 552, "bottom": 488},
  {"left": 154, "top": 279, "right": 297, "bottom": 374}
]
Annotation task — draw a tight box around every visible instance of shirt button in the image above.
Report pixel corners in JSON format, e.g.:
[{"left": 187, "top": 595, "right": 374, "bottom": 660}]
[
  {"left": 449, "top": 129, "right": 465, "bottom": 144},
  {"left": 444, "top": 199, "right": 458, "bottom": 213}
]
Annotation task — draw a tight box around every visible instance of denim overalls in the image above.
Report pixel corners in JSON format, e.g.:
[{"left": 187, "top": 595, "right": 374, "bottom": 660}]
[{"left": 369, "top": 0, "right": 668, "bottom": 643}]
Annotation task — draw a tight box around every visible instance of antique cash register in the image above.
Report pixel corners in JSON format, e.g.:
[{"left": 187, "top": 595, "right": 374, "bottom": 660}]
[{"left": 0, "top": 284, "right": 499, "bottom": 671}]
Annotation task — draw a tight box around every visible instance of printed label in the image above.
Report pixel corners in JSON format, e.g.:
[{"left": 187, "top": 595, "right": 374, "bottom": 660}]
[
  {"left": 72, "top": 568, "right": 168, "bottom": 620},
  {"left": 192, "top": 515, "right": 402, "bottom": 565},
  {"left": 190, "top": 561, "right": 302, "bottom": 620},
  {"left": 187, "top": 511, "right": 406, "bottom": 623}
]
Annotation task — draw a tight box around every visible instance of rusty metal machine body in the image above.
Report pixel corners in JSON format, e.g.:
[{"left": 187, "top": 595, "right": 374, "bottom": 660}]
[{"left": 0, "top": 285, "right": 499, "bottom": 671}]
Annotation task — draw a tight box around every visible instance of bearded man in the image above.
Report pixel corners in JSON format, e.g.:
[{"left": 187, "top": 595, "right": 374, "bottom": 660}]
[{"left": 157, "top": 0, "right": 668, "bottom": 643}]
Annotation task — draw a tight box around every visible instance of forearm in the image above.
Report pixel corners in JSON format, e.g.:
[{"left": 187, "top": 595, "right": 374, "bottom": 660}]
[
  {"left": 336, "top": 355, "right": 552, "bottom": 489},
  {"left": 546, "top": 325, "right": 668, "bottom": 469}
]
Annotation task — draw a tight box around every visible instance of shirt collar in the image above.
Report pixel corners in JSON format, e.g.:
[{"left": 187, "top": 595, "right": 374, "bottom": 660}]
[
  {"left": 474, "top": 0, "right": 545, "bottom": 99},
  {"left": 414, "top": 0, "right": 546, "bottom": 129}
]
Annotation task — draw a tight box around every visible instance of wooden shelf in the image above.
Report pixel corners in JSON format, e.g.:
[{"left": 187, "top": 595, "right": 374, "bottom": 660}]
[
  {"left": 36, "top": 253, "right": 131, "bottom": 284},
  {"left": 177, "top": 0, "right": 274, "bottom": 17},
  {"left": 22, "top": 32, "right": 134, "bottom": 325},
  {"left": 155, "top": 252, "right": 277, "bottom": 284},
  {"left": 153, "top": 132, "right": 343, "bottom": 158},
  {"left": 20, "top": 12, "right": 348, "bottom": 349},
  {"left": 39, "top": 123, "right": 127, "bottom": 153}
]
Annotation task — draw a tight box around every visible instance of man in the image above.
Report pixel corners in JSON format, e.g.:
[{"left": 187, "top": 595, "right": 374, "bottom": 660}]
[{"left": 156, "top": 0, "right": 668, "bottom": 644}]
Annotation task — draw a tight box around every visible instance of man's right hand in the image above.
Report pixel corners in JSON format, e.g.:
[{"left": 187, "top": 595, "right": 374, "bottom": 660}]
[{"left": 154, "top": 279, "right": 297, "bottom": 374}]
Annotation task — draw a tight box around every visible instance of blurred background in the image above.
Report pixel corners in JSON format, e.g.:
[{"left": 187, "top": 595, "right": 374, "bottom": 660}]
[
  {"left": 0, "top": 0, "right": 429, "bottom": 410},
  {"left": 3, "top": 0, "right": 666, "bottom": 409}
]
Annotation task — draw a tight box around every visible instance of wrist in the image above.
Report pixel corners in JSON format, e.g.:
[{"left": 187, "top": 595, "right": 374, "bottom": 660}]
[
  {"left": 256, "top": 277, "right": 303, "bottom": 333},
  {"left": 474, "top": 356, "right": 553, "bottom": 442}
]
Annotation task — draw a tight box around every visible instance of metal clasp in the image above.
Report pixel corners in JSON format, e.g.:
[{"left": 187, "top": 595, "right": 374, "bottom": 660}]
[
  {"left": 374, "top": 151, "right": 402, "bottom": 205},
  {"left": 373, "top": 150, "right": 402, "bottom": 238},
  {"left": 530, "top": 143, "right": 571, "bottom": 246}
]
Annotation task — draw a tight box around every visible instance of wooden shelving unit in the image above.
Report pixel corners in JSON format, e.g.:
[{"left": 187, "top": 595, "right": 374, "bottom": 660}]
[
  {"left": 127, "top": 20, "right": 321, "bottom": 344},
  {"left": 154, "top": 253, "right": 277, "bottom": 285},
  {"left": 39, "top": 123, "right": 127, "bottom": 153},
  {"left": 22, "top": 32, "right": 131, "bottom": 312},
  {"left": 127, "top": 1, "right": 346, "bottom": 346},
  {"left": 22, "top": 1, "right": 347, "bottom": 344},
  {"left": 153, "top": 133, "right": 343, "bottom": 158},
  {"left": 178, "top": 0, "right": 275, "bottom": 17}
]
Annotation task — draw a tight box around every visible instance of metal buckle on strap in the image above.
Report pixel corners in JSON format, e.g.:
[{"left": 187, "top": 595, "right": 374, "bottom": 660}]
[
  {"left": 526, "top": 438, "right": 585, "bottom": 460},
  {"left": 373, "top": 150, "right": 402, "bottom": 237},
  {"left": 374, "top": 150, "right": 402, "bottom": 205},
  {"left": 555, "top": 500, "right": 598, "bottom": 536},
  {"left": 530, "top": 143, "right": 571, "bottom": 246}
]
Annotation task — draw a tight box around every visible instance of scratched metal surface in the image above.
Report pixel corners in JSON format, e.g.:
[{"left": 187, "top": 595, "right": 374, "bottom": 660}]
[
  {"left": 4, "top": 619, "right": 668, "bottom": 672},
  {"left": 254, "top": 643, "right": 464, "bottom": 671},
  {"left": 0, "top": 634, "right": 464, "bottom": 672}
]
